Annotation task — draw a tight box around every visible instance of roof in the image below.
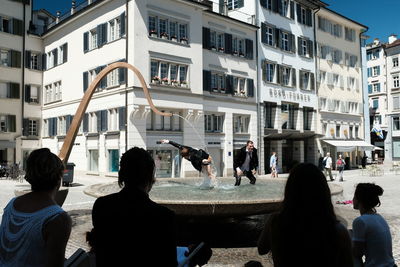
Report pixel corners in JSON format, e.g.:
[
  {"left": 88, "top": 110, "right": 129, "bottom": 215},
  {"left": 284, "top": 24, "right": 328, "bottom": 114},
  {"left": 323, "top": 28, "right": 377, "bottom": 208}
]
[
  {"left": 204, "top": 10, "right": 259, "bottom": 29},
  {"left": 322, "top": 7, "right": 368, "bottom": 30},
  {"left": 385, "top": 39, "right": 400, "bottom": 49}
]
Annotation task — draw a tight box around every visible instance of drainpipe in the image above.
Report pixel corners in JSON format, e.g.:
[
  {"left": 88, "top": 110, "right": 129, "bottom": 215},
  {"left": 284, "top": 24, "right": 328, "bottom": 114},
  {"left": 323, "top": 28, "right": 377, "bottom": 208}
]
[
  {"left": 20, "top": 1, "right": 27, "bottom": 163},
  {"left": 255, "top": 0, "right": 261, "bottom": 174},
  {"left": 312, "top": 6, "right": 320, "bottom": 161},
  {"left": 125, "top": 0, "right": 129, "bottom": 152}
]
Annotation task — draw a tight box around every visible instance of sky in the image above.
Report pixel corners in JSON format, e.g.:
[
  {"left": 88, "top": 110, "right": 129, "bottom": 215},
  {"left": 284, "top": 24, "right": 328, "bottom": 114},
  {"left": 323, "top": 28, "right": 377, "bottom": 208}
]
[{"left": 32, "top": 0, "right": 400, "bottom": 44}]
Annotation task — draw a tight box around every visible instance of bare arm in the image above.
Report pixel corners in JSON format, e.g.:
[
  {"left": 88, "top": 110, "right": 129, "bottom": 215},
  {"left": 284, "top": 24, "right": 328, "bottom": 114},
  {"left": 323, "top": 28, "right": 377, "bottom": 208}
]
[{"left": 43, "top": 212, "right": 72, "bottom": 267}]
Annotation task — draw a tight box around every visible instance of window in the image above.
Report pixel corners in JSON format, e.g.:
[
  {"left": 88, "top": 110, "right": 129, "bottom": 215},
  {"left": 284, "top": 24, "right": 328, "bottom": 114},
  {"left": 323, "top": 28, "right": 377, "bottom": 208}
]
[
  {"left": 147, "top": 110, "right": 182, "bottom": 131},
  {"left": 150, "top": 59, "right": 188, "bottom": 86},
  {"left": 228, "top": 0, "right": 244, "bottom": 10},
  {"left": 300, "top": 6, "right": 307, "bottom": 25},
  {"left": 323, "top": 123, "right": 327, "bottom": 136},
  {"left": 211, "top": 73, "right": 225, "bottom": 93},
  {"left": 108, "top": 149, "right": 120, "bottom": 172},
  {"left": 1, "top": 17, "right": 10, "bottom": 33},
  {"left": 233, "top": 115, "right": 250, "bottom": 133},
  {"left": 107, "top": 69, "right": 119, "bottom": 87},
  {"left": 333, "top": 24, "right": 342, "bottom": 37},
  {"left": 210, "top": 31, "right": 217, "bottom": 49},
  {"left": 281, "top": 32, "right": 289, "bottom": 51},
  {"left": 44, "top": 81, "right": 62, "bottom": 104},
  {"left": 372, "top": 98, "right": 379, "bottom": 109},
  {"left": 281, "top": 103, "right": 295, "bottom": 129},
  {"left": 280, "top": 0, "right": 289, "bottom": 17},
  {"left": 108, "top": 17, "right": 120, "bottom": 42},
  {"left": 0, "top": 82, "right": 19, "bottom": 99},
  {"left": 90, "top": 28, "right": 98, "bottom": 50},
  {"left": 374, "top": 115, "right": 382, "bottom": 125},
  {"left": 89, "top": 150, "right": 99, "bottom": 172},
  {"left": 204, "top": 114, "right": 224, "bottom": 132},
  {"left": 299, "top": 70, "right": 313, "bottom": 90},
  {"left": 336, "top": 125, "right": 340, "bottom": 138},
  {"left": 238, "top": 39, "right": 245, "bottom": 55},
  {"left": 349, "top": 55, "right": 358, "bottom": 67},
  {"left": 0, "top": 49, "right": 9, "bottom": 66},
  {"left": 372, "top": 83, "right": 381, "bottom": 93},
  {"left": 345, "top": 27, "right": 355, "bottom": 42},
  {"left": 148, "top": 15, "right": 188, "bottom": 43},
  {"left": 30, "top": 52, "right": 39, "bottom": 70},
  {"left": 355, "top": 126, "right": 359, "bottom": 138},
  {"left": 26, "top": 85, "right": 39, "bottom": 103},
  {"left": 303, "top": 107, "right": 313, "bottom": 130},
  {"left": 333, "top": 49, "right": 342, "bottom": 64},
  {"left": 265, "top": 102, "right": 275, "bottom": 129},
  {"left": 0, "top": 114, "right": 16, "bottom": 132},
  {"left": 393, "top": 57, "right": 399, "bottom": 68},
  {"left": 394, "top": 75, "right": 400, "bottom": 88},
  {"left": 394, "top": 117, "right": 400, "bottom": 131},
  {"left": 301, "top": 39, "right": 307, "bottom": 56},
  {"left": 265, "top": 26, "right": 274, "bottom": 46},
  {"left": 349, "top": 126, "right": 353, "bottom": 138},
  {"left": 265, "top": 62, "right": 275, "bottom": 82},
  {"left": 282, "top": 66, "right": 291, "bottom": 86},
  {"left": 108, "top": 108, "right": 119, "bottom": 131},
  {"left": 393, "top": 95, "right": 400, "bottom": 110},
  {"left": 28, "top": 119, "right": 38, "bottom": 136},
  {"left": 217, "top": 33, "right": 224, "bottom": 51},
  {"left": 318, "top": 71, "right": 326, "bottom": 84},
  {"left": 372, "top": 66, "right": 380, "bottom": 76},
  {"left": 58, "top": 116, "right": 67, "bottom": 136},
  {"left": 348, "top": 77, "right": 355, "bottom": 90}
]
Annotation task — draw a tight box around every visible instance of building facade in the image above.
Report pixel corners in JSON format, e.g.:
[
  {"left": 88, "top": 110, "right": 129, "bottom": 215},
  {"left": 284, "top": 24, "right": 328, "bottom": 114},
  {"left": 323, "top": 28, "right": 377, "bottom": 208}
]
[{"left": 315, "top": 7, "right": 368, "bottom": 167}]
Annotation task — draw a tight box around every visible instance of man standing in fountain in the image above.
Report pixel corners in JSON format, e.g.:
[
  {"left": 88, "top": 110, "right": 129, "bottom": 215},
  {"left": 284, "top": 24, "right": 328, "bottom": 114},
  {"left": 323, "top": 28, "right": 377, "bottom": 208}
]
[
  {"left": 233, "top": 140, "right": 258, "bottom": 186},
  {"left": 160, "top": 140, "right": 216, "bottom": 188}
]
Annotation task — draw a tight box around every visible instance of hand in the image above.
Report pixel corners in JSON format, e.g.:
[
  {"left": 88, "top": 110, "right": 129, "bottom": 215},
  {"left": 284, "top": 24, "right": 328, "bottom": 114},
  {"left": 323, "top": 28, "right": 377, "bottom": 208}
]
[
  {"left": 236, "top": 168, "right": 243, "bottom": 176},
  {"left": 160, "top": 139, "right": 169, "bottom": 144},
  {"left": 252, "top": 170, "right": 257, "bottom": 175}
]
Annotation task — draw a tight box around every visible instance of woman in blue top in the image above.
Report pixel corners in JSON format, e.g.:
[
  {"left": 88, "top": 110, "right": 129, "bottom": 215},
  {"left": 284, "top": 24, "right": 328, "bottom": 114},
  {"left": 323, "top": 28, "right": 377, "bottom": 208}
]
[
  {"left": 352, "top": 183, "right": 395, "bottom": 267},
  {"left": 0, "top": 148, "right": 71, "bottom": 267}
]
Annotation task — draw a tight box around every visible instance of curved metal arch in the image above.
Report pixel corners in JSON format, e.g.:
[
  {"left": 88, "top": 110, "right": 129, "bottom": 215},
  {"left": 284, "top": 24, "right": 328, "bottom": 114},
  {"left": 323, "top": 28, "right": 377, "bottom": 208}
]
[{"left": 58, "top": 62, "right": 172, "bottom": 163}]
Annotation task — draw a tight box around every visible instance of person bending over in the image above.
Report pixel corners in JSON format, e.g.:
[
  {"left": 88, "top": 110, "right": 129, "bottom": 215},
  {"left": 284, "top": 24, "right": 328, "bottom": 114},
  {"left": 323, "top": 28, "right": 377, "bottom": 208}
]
[
  {"left": 161, "top": 140, "right": 215, "bottom": 186},
  {"left": 233, "top": 140, "right": 258, "bottom": 186}
]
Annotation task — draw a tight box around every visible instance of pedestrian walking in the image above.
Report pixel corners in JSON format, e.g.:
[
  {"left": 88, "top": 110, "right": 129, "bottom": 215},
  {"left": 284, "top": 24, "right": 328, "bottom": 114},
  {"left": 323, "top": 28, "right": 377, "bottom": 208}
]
[
  {"left": 323, "top": 152, "right": 334, "bottom": 181},
  {"left": 336, "top": 154, "right": 345, "bottom": 182},
  {"left": 270, "top": 152, "right": 277, "bottom": 178}
]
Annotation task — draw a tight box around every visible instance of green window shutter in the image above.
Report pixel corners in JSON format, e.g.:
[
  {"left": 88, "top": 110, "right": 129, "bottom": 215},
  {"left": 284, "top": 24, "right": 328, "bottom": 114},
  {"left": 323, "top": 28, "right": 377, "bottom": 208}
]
[
  {"left": 247, "top": 79, "right": 254, "bottom": 97},
  {"left": 118, "top": 107, "right": 126, "bottom": 130},
  {"left": 12, "top": 18, "right": 23, "bottom": 36},
  {"left": 25, "top": 50, "right": 31, "bottom": 68},
  {"left": 11, "top": 50, "right": 21, "bottom": 68},
  {"left": 7, "top": 115, "right": 16, "bottom": 132},
  {"left": 120, "top": 12, "right": 126, "bottom": 36},
  {"left": 62, "top": 43, "right": 68, "bottom": 63},
  {"left": 22, "top": 118, "right": 29, "bottom": 136},
  {"left": 83, "top": 32, "right": 89, "bottom": 52},
  {"left": 9, "top": 83, "right": 20, "bottom": 99},
  {"left": 25, "top": 84, "right": 31, "bottom": 102}
]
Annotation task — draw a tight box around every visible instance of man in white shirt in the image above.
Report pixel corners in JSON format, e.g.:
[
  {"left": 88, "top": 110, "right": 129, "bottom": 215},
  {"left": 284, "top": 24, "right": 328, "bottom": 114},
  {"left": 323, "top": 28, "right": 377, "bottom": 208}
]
[
  {"left": 270, "top": 152, "right": 277, "bottom": 178},
  {"left": 323, "top": 152, "right": 334, "bottom": 181}
]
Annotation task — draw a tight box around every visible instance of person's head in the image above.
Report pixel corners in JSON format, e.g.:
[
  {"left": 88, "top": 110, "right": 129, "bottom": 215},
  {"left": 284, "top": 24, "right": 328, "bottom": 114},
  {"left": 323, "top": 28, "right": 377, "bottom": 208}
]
[
  {"left": 24, "top": 148, "right": 64, "bottom": 192},
  {"left": 272, "top": 151, "right": 276, "bottom": 155},
  {"left": 326, "top": 152, "right": 330, "bottom": 157},
  {"left": 282, "top": 163, "right": 335, "bottom": 221},
  {"left": 353, "top": 183, "right": 383, "bottom": 212},
  {"left": 118, "top": 147, "right": 155, "bottom": 192},
  {"left": 186, "top": 242, "right": 212, "bottom": 267},
  {"left": 180, "top": 147, "right": 190, "bottom": 160},
  {"left": 338, "top": 154, "right": 342, "bottom": 159},
  {"left": 246, "top": 140, "right": 254, "bottom": 152}
]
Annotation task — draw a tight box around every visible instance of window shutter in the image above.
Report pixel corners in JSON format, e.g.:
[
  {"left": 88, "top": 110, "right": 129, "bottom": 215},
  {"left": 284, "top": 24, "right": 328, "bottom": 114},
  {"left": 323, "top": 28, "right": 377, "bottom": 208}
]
[
  {"left": 202, "top": 27, "right": 210, "bottom": 49},
  {"left": 96, "top": 111, "right": 101, "bottom": 132},
  {"left": 260, "top": 0, "right": 267, "bottom": 8},
  {"left": 37, "top": 52, "right": 42, "bottom": 70},
  {"left": 12, "top": 18, "right": 23, "bottom": 36},
  {"left": 0, "top": 16, "right": 2, "bottom": 32},
  {"left": 101, "top": 110, "right": 108, "bottom": 132},
  {"left": 224, "top": 33, "right": 232, "bottom": 54},
  {"left": 377, "top": 66, "right": 380, "bottom": 75},
  {"left": 11, "top": 50, "right": 21, "bottom": 68},
  {"left": 367, "top": 68, "right": 371, "bottom": 77},
  {"left": 289, "top": 34, "right": 295, "bottom": 53},
  {"left": 102, "top": 23, "right": 108, "bottom": 45},
  {"left": 120, "top": 12, "right": 126, "bottom": 36},
  {"left": 53, "top": 117, "right": 58, "bottom": 136},
  {"left": 203, "top": 70, "right": 211, "bottom": 92},
  {"left": 275, "top": 28, "right": 281, "bottom": 48},
  {"left": 226, "top": 75, "right": 234, "bottom": 95},
  {"left": 7, "top": 115, "right": 16, "bottom": 132},
  {"left": 97, "top": 24, "right": 102, "bottom": 47},
  {"left": 53, "top": 48, "right": 58, "bottom": 66},
  {"left": 25, "top": 85, "right": 31, "bottom": 102},
  {"left": 219, "top": 0, "right": 224, "bottom": 13},
  {"left": 310, "top": 73, "right": 315, "bottom": 90},
  {"left": 308, "top": 40, "right": 313, "bottom": 58},
  {"left": 25, "top": 50, "right": 31, "bottom": 68},
  {"left": 368, "top": 84, "right": 372, "bottom": 94},
  {"left": 83, "top": 113, "right": 89, "bottom": 133},
  {"left": 272, "top": 0, "right": 278, "bottom": 13},
  {"left": 118, "top": 107, "right": 126, "bottom": 130},
  {"left": 306, "top": 9, "right": 312, "bottom": 26},
  {"left": 238, "top": 0, "right": 244, "bottom": 8},
  {"left": 261, "top": 23, "right": 267, "bottom": 44},
  {"left": 10, "top": 83, "right": 20, "bottom": 99},
  {"left": 297, "top": 37, "right": 302, "bottom": 55},
  {"left": 62, "top": 43, "right": 68, "bottom": 63},
  {"left": 247, "top": 79, "right": 254, "bottom": 97},
  {"left": 261, "top": 60, "right": 266, "bottom": 82},
  {"left": 277, "top": 65, "right": 282, "bottom": 85},
  {"left": 66, "top": 115, "right": 73, "bottom": 133},
  {"left": 83, "top": 72, "right": 88, "bottom": 92},
  {"left": 22, "top": 119, "right": 29, "bottom": 136},
  {"left": 42, "top": 53, "right": 47, "bottom": 70},
  {"left": 290, "top": 1, "right": 295, "bottom": 19},
  {"left": 83, "top": 32, "right": 89, "bottom": 52},
  {"left": 245, "top": 39, "right": 253, "bottom": 59},
  {"left": 296, "top": 3, "right": 301, "bottom": 23},
  {"left": 119, "top": 67, "right": 126, "bottom": 84},
  {"left": 277, "top": 0, "right": 282, "bottom": 14},
  {"left": 99, "top": 65, "right": 107, "bottom": 88},
  {"left": 292, "top": 68, "right": 296, "bottom": 87}
]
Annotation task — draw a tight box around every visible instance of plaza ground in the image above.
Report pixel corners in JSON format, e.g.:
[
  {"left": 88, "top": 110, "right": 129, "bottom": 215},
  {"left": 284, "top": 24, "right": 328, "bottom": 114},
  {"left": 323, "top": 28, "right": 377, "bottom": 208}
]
[{"left": 1, "top": 167, "right": 399, "bottom": 266}]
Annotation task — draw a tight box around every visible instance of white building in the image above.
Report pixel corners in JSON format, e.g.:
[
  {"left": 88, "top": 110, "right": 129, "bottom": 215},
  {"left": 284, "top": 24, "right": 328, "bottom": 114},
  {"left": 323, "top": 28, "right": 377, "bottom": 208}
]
[
  {"left": 37, "top": 0, "right": 257, "bottom": 178},
  {"left": 0, "top": 0, "right": 53, "bottom": 167},
  {"left": 316, "top": 7, "right": 368, "bottom": 167}
]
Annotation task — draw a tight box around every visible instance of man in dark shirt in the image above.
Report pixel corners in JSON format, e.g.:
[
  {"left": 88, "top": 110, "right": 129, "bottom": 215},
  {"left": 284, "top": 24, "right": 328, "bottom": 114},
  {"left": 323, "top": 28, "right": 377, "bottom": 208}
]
[
  {"left": 233, "top": 140, "right": 258, "bottom": 186},
  {"left": 91, "top": 147, "right": 177, "bottom": 267}
]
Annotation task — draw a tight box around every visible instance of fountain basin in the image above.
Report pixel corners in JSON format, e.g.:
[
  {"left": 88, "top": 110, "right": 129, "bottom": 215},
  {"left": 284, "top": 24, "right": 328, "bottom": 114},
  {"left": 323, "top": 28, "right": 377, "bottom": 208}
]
[{"left": 84, "top": 177, "right": 343, "bottom": 217}]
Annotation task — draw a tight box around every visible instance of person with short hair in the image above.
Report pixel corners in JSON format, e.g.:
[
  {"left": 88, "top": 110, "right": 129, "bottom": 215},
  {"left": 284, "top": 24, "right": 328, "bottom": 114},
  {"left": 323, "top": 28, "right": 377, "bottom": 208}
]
[
  {"left": 258, "top": 163, "right": 353, "bottom": 267},
  {"left": 233, "top": 140, "right": 258, "bottom": 186},
  {"left": 91, "top": 147, "right": 177, "bottom": 267},
  {"left": 352, "top": 183, "right": 395, "bottom": 267},
  {"left": 0, "top": 148, "right": 72, "bottom": 267},
  {"left": 323, "top": 152, "right": 334, "bottom": 181},
  {"left": 270, "top": 152, "right": 277, "bottom": 178}
]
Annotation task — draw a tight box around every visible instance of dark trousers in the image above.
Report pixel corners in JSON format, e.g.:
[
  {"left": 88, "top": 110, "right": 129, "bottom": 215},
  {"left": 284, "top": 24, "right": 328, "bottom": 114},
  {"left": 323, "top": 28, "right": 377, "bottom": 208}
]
[{"left": 234, "top": 170, "right": 256, "bottom": 186}]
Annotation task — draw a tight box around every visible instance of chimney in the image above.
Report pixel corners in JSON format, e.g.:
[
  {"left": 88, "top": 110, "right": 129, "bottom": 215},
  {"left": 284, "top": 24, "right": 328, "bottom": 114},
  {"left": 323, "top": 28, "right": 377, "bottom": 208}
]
[
  {"left": 373, "top": 38, "right": 380, "bottom": 45},
  {"left": 71, "top": 0, "right": 76, "bottom": 15},
  {"left": 389, "top": 34, "right": 398, "bottom": 44}
]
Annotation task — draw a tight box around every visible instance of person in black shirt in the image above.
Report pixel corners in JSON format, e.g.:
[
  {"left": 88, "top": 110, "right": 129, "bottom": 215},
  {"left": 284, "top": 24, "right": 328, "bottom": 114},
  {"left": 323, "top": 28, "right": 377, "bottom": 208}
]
[{"left": 233, "top": 140, "right": 258, "bottom": 186}]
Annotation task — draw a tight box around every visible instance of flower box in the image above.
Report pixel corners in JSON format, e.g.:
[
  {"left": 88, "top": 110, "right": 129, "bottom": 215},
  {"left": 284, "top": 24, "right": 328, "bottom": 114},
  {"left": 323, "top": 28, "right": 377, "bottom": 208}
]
[
  {"left": 180, "top": 37, "right": 188, "bottom": 44},
  {"left": 218, "top": 47, "right": 225, "bottom": 52},
  {"left": 171, "top": 79, "right": 179, "bottom": 86},
  {"left": 211, "top": 46, "right": 217, "bottom": 51},
  {"left": 180, "top": 81, "right": 188, "bottom": 87},
  {"left": 149, "top": 30, "right": 158, "bottom": 38},
  {"left": 233, "top": 51, "right": 239, "bottom": 56},
  {"left": 161, "top": 78, "right": 169, "bottom": 85},
  {"left": 171, "top": 35, "right": 178, "bottom": 42},
  {"left": 160, "top": 32, "right": 169, "bottom": 39},
  {"left": 239, "top": 53, "right": 245, "bottom": 57},
  {"left": 151, "top": 76, "right": 160, "bottom": 84}
]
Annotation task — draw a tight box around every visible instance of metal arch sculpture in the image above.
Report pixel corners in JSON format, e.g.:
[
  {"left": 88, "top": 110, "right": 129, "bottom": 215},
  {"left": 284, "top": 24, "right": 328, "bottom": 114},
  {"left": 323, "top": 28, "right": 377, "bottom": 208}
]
[{"left": 58, "top": 62, "right": 173, "bottom": 164}]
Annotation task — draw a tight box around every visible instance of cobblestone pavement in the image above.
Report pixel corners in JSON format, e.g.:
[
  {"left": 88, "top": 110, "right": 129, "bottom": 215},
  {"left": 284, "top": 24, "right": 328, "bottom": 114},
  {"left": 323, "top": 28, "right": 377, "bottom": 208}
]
[{"left": 1, "top": 167, "right": 400, "bottom": 266}]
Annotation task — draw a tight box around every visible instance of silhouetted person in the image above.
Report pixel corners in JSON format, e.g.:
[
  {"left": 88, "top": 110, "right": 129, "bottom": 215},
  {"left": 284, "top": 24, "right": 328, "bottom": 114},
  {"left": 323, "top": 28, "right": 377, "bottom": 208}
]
[
  {"left": 91, "top": 147, "right": 177, "bottom": 267},
  {"left": 352, "top": 183, "right": 395, "bottom": 267},
  {"left": 361, "top": 153, "right": 367, "bottom": 168},
  {"left": 233, "top": 140, "right": 258, "bottom": 186},
  {"left": 0, "top": 148, "right": 71, "bottom": 266},
  {"left": 258, "top": 163, "right": 353, "bottom": 267}
]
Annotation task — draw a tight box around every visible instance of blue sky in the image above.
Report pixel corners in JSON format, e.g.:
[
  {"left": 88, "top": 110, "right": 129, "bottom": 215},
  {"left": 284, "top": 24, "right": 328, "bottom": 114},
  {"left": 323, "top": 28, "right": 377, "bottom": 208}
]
[{"left": 33, "top": 0, "right": 400, "bottom": 43}]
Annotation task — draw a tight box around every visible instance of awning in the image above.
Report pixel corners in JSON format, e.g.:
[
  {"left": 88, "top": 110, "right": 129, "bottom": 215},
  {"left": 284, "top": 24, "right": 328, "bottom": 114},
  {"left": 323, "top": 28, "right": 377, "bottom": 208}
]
[{"left": 322, "top": 140, "right": 374, "bottom": 152}]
